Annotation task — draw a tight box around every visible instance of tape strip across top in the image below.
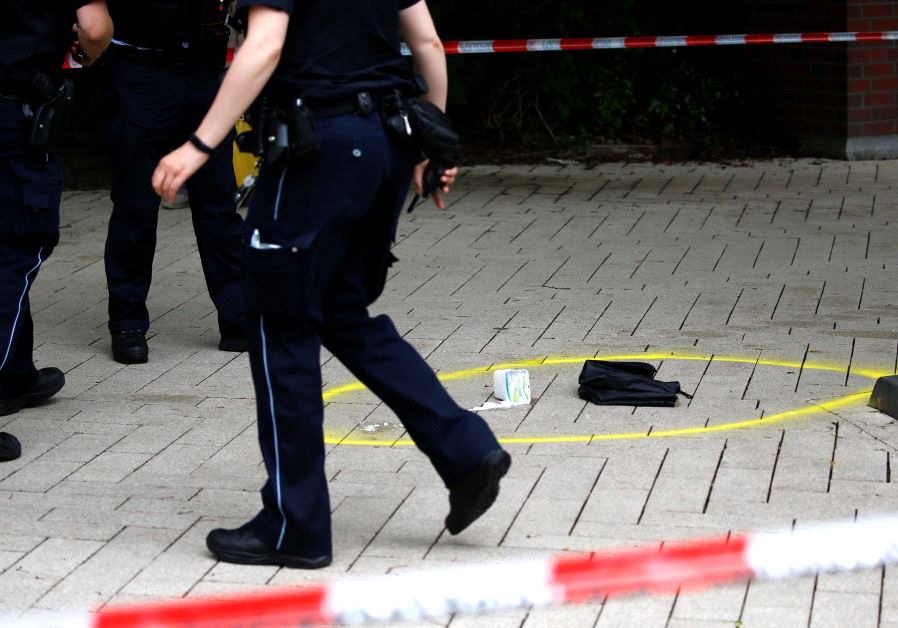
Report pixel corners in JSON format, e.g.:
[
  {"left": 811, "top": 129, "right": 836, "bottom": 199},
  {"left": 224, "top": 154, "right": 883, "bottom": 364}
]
[
  {"left": 63, "top": 31, "right": 898, "bottom": 70},
  {"left": 394, "top": 30, "right": 898, "bottom": 56}
]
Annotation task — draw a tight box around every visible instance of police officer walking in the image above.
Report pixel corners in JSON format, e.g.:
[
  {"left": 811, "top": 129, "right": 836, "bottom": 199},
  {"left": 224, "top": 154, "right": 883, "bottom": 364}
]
[
  {"left": 153, "top": 1, "right": 510, "bottom": 566},
  {"left": 101, "top": 0, "right": 247, "bottom": 364},
  {"left": 1, "top": 0, "right": 112, "bottom": 460}
]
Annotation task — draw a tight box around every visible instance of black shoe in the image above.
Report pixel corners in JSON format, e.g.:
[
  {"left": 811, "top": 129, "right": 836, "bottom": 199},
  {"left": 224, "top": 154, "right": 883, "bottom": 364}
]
[
  {"left": 0, "top": 433, "right": 21, "bottom": 461},
  {"left": 0, "top": 367, "right": 66, "bottom": 417},
  {"left": 218, "top": 335, "right": 248, "bottom": 352},
  {"left": 445, "top": 449, "right": 511, "bottom": 535},
  {"left": 111, "top": 330, "right": 148, "bottom": 364},
  {"left": 206, "top": 527, "right": 332, "bottom": 569}
]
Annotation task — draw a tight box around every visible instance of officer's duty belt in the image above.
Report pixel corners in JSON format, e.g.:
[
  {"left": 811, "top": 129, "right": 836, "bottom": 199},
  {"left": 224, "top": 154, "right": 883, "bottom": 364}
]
[
  {"left": 0, "top": 89, "right": 25, "bottom": 103},
  {"left": 303, "top": 91, "right": 393, "bottom": 120},
  {"left": 108, "top": 44, "right": 188, "bottom": 65}
]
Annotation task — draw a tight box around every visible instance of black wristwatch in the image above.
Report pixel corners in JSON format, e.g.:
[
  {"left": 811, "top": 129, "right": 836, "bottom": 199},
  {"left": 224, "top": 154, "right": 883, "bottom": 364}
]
[{"left": 189, "top": 133, "right": 215, "bottom": 155}]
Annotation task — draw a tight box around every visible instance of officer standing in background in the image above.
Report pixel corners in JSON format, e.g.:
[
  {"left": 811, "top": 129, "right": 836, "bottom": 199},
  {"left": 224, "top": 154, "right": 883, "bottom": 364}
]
[
  {"left": 1, "top": 0, "right": 112, "bottom": 461},
  {"left": 153, "top": 1, "right": 510, "bottom": 567},
  {"left": 101, "top": 0, "right": 247, "bottom": 365}
]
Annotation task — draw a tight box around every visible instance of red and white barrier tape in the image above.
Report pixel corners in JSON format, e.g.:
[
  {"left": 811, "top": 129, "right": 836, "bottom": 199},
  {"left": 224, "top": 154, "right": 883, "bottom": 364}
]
[
  {"left": 62, "top": 30, "right": 898, "bottom": 69},
  {"left": 404, "top": 30, "right": 898, "bottom": 55},
  {"left": 6, "top": 515, "right": 898, "bottom": 627}
]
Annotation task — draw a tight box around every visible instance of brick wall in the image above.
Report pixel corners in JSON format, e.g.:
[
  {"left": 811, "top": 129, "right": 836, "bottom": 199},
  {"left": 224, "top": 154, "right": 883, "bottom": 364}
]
[
  {"left": 743, "top": 0, "right": 898, "bottom": 158},
  {"left": 847, "top": 1, "right": 898, "bottom": 141},
  {"left": 742, "top": 1, "right": 848, "bottom": 152}
]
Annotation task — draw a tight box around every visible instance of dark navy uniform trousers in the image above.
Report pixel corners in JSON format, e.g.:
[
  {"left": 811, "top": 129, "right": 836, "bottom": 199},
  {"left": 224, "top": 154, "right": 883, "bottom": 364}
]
[
  {"left": 101, "top": 56, "right": 245, "bottom": 335},
  {"left": 0, "top": 101, "right": 61, "bottom": 399},
  {"left": 243, "top": 112, "right": 500, "bottom": 557}
]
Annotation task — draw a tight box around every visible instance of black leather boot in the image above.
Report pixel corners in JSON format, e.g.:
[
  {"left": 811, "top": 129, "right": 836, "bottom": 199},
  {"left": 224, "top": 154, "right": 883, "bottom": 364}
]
[
  {"left": 111, "top": 330, "right": 148, "bottom": 364},
  {"left": 0, "top": 367, "right": 65, "bottom": 417},
  {"left": 206, "top": 524, "right": 332, "bottom": 569},
  {"left": 0, "top": 432, "right": 21, "bottom": 461},
  {"left": 445, "top": 449, "right": 511, "bottom": 535}
]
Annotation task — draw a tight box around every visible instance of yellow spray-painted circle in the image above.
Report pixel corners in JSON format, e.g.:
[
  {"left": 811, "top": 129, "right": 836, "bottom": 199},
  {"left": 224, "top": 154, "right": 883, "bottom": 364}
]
[{"left": 322, "top": 353, "right": 889, "bottom": 447}]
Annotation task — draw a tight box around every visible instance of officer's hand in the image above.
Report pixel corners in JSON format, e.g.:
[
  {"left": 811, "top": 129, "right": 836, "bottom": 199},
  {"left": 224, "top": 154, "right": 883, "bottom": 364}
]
[
  {"left": 152, "top": 143, "right": 209, "bottom": 203},
  {"left": 68, "top": 43, "right": 91, "bottom": 67},
  {"left": 413, "top": 160, "right": 457, "bottom": 209},
  {"left": 69, "top": 24, "right": 92, "bottom": 67}
]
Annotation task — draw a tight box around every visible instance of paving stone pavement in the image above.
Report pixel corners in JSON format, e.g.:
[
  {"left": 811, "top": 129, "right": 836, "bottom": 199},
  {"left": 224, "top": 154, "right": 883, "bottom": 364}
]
[{"left": 2, "top": 158, "right": 898, "bottom": 627}]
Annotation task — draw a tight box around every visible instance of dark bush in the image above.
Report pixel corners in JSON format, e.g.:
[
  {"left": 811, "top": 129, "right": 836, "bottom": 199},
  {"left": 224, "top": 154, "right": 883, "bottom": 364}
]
[{"left": 430, "top": 0, "right": 770, "bottom": 156}]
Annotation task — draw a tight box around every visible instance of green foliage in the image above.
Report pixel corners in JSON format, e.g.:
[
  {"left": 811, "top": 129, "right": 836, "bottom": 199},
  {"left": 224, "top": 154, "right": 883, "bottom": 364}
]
[{"left": 637, "top": 50, "right": 736, "bottom": 141}]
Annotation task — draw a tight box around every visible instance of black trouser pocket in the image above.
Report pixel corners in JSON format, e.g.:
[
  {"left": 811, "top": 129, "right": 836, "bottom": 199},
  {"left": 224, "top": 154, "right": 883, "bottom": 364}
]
[
  {"left": 243, "top": 224, "right": 321, "bottom": 316},
  {"left": 0, "top": 156, "right": 62, "bottom": 250}
]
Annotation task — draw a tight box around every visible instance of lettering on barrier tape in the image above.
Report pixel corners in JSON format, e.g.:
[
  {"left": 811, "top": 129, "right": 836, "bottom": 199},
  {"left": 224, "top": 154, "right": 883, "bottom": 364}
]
[{"left": 655, "top": 36, "right": 688, "bottom": 47}]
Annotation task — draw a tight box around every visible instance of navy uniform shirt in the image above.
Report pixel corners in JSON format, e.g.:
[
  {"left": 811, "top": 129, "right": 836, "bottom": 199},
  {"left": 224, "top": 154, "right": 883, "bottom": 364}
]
[
  {"left": 234, "top": 0, "right": 422, "bottom": 102},
  {"left": 105, "top": 0, "right": 216, "bottom": 51},
  {"left": 1, "top": 0, "right": 91, "bottom": 93}
]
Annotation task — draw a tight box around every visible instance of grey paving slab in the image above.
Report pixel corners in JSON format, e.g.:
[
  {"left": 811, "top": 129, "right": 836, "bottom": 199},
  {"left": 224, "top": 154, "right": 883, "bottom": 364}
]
[{"left": 2, "top": 158, "right": 898, "bottom": 626}]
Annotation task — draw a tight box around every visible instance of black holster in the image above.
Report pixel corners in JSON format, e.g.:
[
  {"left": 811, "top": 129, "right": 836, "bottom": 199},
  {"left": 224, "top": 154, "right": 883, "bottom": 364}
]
[
  {"left": 381, "top": 91, "right": 415, "bottom": 147},
  {"left": 287, "top": 98, "right": 320, "bottom": 160},
  {"left": 381, "top": 92, "right": 461, "bottom": 211},
  {"left": 26, "top": 76, "right": 75, "bottom": 151},
  {"left": 381, "top": 93, "right": 459, "bottom": 169},
  {"left": 237, "top": 96, "right": 319, "bottom": 165}
]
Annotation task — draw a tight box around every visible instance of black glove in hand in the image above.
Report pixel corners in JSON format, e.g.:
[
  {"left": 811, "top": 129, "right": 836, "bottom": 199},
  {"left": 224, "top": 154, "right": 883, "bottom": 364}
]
[{"left": 421, "top": 162, "right": 446, "bottom": 198}]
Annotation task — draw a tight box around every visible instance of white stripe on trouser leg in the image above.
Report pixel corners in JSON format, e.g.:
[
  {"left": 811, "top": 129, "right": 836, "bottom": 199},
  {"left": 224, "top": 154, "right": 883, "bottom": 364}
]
[
  {"left": 259, "top": 315, "right": 288, "bottom": 549},
  {"left": 273, "top": 168, "right": 287, "bottom": 221},
  {"left": 0, "top": 248, "right": 43, "bottom": 372}
]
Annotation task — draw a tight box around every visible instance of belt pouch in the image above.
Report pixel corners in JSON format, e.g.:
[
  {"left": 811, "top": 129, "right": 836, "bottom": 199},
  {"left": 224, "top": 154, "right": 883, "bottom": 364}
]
[
  {"left": 288, "top": 98, "right": 319, "bottom": 160},
  {"left": 244, "top": 224, "right": 321, "bottom": 316}
]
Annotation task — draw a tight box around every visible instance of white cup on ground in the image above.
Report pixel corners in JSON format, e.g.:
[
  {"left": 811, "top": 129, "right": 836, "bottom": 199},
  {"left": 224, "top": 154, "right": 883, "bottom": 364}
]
[{"left": 492, "top": 369, "right": 531, "bottom": 404}]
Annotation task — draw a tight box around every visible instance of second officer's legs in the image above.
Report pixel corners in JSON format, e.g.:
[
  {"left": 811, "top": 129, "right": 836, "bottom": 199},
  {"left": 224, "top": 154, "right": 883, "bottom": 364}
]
[
  {"left": 103, "top": 59, "right": 246, "bottom": 363},
  {"left": 103, "top": 116, "right": 164, "bottom": 338},
  {"left": 102, "top": 59, "right": 176, "bottom": 363}
]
